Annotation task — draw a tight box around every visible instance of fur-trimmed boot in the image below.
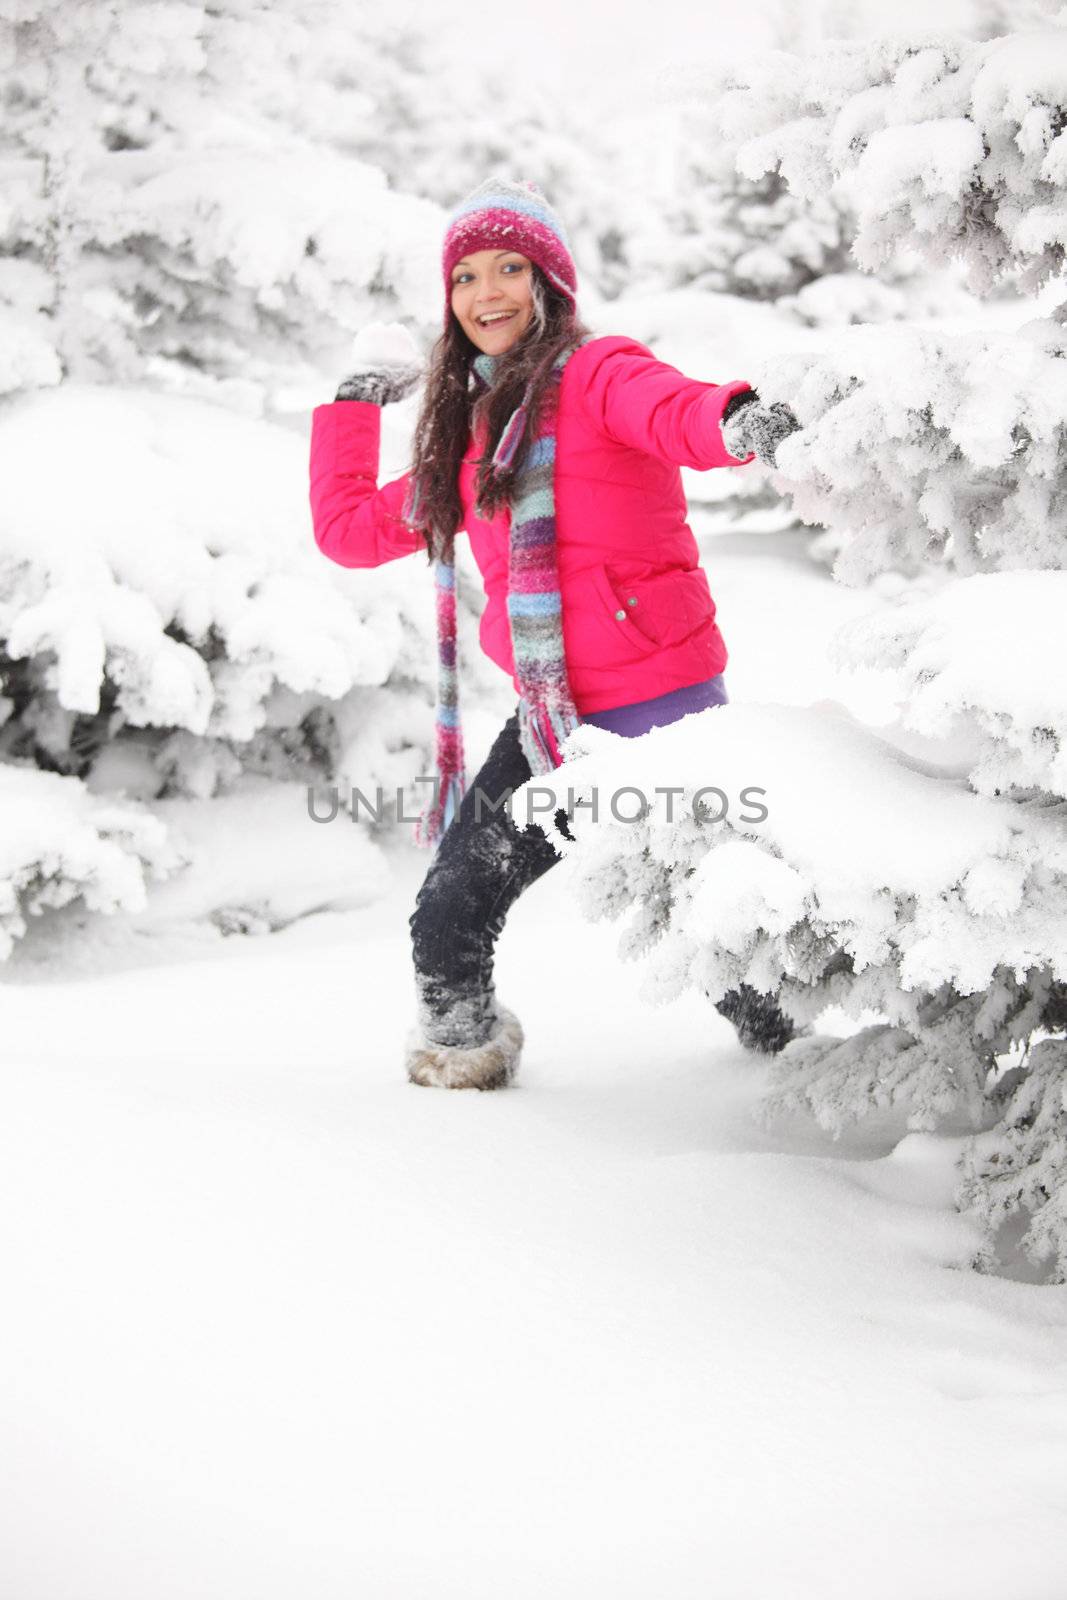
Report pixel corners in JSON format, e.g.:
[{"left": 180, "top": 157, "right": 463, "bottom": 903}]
[{"left": 405, "top": 1003, "right": 525, "bottom": 1091}]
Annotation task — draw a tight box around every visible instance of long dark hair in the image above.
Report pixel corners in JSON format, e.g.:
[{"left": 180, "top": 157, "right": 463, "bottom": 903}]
[{"left": 404, "top": 267, "right": 593, "bottom": 563}]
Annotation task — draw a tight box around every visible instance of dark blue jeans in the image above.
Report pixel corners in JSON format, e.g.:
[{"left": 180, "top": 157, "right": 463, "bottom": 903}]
[
  {"left": 408, "top": 698, "right": 796, "bottom": 1055},
  {"left": 409, "top": 709, "right": 568, "bottom": 1048}
]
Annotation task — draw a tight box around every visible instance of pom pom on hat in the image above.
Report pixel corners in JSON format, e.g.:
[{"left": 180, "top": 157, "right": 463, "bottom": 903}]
[{"left": 441, "top": 177, "right": 579, "bottom": 328}]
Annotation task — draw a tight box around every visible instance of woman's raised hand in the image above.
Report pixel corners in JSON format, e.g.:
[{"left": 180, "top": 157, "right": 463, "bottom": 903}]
[
  {"left": 334, "top": 321, "right": 424, "bottom": 406},
  {"left": 721, "top": 389, "right": 801, "bottom": 468}
]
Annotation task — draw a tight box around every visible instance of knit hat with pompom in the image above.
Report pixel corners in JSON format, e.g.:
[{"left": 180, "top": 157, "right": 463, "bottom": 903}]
[{"left": 441, "top": 177, "right": 578, "bottom": 328}]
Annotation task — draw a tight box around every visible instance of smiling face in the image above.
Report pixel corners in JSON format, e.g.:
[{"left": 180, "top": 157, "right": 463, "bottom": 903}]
[{"left": 449, "top": 248, "right": 535, "bottom": 354}]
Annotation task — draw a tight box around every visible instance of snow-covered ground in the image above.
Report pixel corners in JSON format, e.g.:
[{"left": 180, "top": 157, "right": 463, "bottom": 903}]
[
  {"left": 3, "top": 523, "right": 1067, "bottom": 1599},
  {"left": 4, "top": 845, "right": 1067, "bottom": 1599}
]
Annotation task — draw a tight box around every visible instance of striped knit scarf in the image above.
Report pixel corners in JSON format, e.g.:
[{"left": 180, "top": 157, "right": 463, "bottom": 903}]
[{"left": 413, "top": 339, "right": 589, "bottom": 850}]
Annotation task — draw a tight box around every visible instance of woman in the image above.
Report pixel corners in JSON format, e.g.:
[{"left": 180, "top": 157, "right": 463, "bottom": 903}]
[{"left": 309, "top": 178, "right": 800, "bottom": 1091}]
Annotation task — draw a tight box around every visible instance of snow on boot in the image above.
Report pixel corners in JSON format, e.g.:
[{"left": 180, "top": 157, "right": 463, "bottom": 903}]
[
  {"left": 405, "top": 1003, "right": 524, "bottom": 1091},
  {"left": 713, "top": 983, "right": 802, "bottom": 1056}
]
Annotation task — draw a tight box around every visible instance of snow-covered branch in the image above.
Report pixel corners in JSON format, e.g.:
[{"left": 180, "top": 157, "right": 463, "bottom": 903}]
[
  {"left": 754, "top": 315, "right": 1067, "bottom": 580},
  {"left": 0, "top": 762, "right": 183, "bottom": 959},
  {"left": 534, "top": 701, "right": 1067, "bottom": 1275},
  {"left": 0, "top": 384, "right": 436, "bottom": 802},
  {"left": 830, "top": 571, "right": 1067, "bottom": 800},
  {"left": 540, "top": 706, "right": 1067, "bottom": 1023},
  {"left": 713, "top": 30, "right": 1067, "bottom": 293}
]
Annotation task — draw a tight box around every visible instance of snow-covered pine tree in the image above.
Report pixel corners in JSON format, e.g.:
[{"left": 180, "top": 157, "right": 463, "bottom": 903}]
[
  {"left": 0, "top": 1, "right": 472, "bottom": 945},
  {"left": 610, "top": 0, "right": 975, "bottom": 315},
  {"left": 1, "top": 0, "right": 442, "bottom": 404},
  {"left": 530, "top": 21, "right": 1067, "bottom": 1281},
  {"left": 626, "top": 127, "right": 854, "bottom": 302}
]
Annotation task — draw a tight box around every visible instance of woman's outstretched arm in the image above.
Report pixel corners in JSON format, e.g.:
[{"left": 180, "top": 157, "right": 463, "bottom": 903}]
[
  {"left": 578, "top": 337, "right": 760, "bottom": 470},
  {"left": 308, "top": 399, "right": 422, "bottom": 569}
]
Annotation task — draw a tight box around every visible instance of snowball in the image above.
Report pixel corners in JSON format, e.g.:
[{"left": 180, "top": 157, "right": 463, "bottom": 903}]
[{"left": 349, "top": 320, "right": 423, "bottom": 370}]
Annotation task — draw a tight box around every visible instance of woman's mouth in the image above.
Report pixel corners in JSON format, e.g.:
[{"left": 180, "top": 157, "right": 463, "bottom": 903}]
[{"left": 477, "top": 310, "right": 517, "bottom": 328}]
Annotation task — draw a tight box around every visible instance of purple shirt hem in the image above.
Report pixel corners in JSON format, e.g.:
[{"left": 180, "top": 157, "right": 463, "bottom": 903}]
[{"left": 577, "top": 675, "right": 729, "bottom": 738}]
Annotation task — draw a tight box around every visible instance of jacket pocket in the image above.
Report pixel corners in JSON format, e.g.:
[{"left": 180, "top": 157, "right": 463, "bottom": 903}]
[
  {"left": 589, "top": 564, "right": 663, "bottom": 658},
  {"left": 561, "top": 564, "right": 658, "bottom": 668},
  {"left": 594, "top": 564, "right": 714, "bottom": 654},
  {"left": 563, "top": 563, "right": 714, "bottom": 668}
]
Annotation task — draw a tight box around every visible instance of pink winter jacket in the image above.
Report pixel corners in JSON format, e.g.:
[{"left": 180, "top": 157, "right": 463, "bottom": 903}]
[{"left": 308, "top": 335, "right": 753, "bottom": 714}]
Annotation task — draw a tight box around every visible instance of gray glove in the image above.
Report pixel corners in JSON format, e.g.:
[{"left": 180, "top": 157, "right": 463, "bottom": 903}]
[
  {"left": 721, "top": 389, "right": 801, "bottom": 468},
  {"left": 334, "top": 364, "right": 423, "bottom": 406}
]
